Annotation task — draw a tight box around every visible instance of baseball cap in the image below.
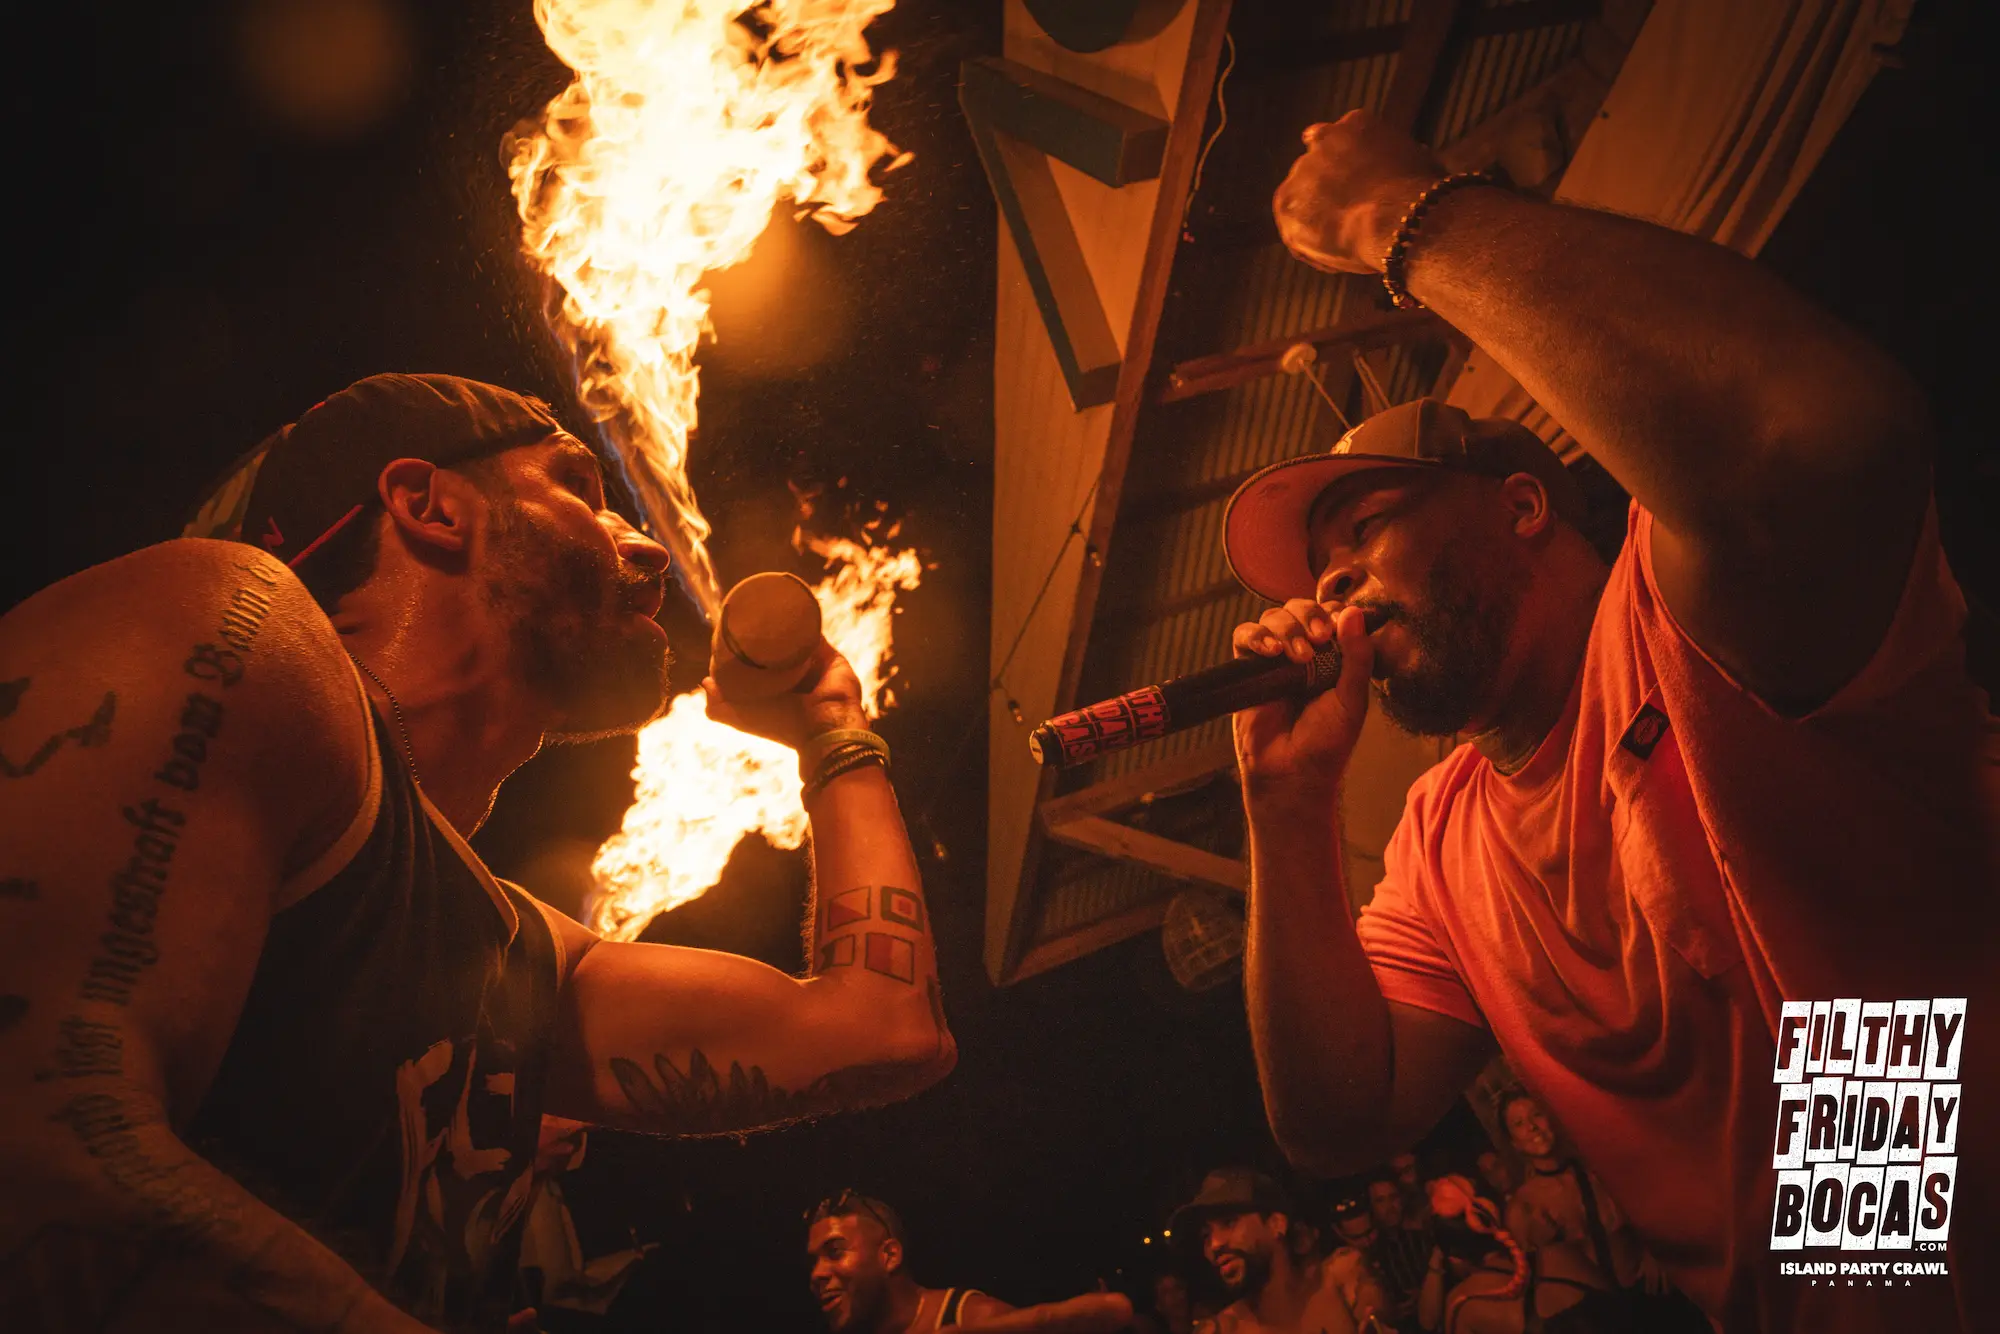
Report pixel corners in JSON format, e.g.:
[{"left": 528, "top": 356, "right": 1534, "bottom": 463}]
[
  {"left": 185, "top": 372, "right": 571, "bottom": 568},
  {"left": 1169, "top": 1168, "right": 1293, "bottom": 1233},
  {"left": 1221, "top": 397, "right": 1587, "bottom": 604}
]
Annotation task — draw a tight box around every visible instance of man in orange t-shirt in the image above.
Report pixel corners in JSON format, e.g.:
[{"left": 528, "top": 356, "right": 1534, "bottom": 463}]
[{"left": 1221, "top": 111, "right": 1996, "bottom": 1333}]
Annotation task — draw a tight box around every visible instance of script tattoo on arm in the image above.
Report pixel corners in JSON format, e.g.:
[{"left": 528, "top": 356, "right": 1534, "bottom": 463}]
[
  {"left": 0, "top": 1089, "right": 374, "bottom": 1332},
  {"left": 4, "top": 562, "right": 386, "bottom": 1331}
]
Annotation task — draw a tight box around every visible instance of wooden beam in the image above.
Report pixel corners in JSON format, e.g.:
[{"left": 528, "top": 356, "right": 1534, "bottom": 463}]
[
  {"left": 1001, "top": 0, "right": 1235, "bottom": 985},
  {"left": 1007, "top": 896, "right": 1171, "bottom": 984},
  {"left": 1114, "top": 576, "right": 1244, "bottom": 629},
  {"left": 1380, "top": 0, "right": 1478, "bottom": 134},
  {"left": 1126, "top": 464, "right": 1265, "bottom": 520},
  {"left": 1158, "top": 306, "right": 1448, "bottom": 403},
  {"left": 1038, "top": 736, "right": 1239, "bottom": 827},
  {"left": 960, "top": 57, "right": 1170, "bottom": 188},
  {"left": 1045, "top": 815, "right": 1249, "bottom": 894},
  {"left": 961, "top": 64, "right": 1134, "bottom": 409}
]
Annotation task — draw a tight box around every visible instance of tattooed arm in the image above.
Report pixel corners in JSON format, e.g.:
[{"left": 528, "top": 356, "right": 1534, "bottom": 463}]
[
  {"left": 0, "top": 540, "right": 428, "bottom": 1332},
  {"left": 541, "top": 642, "right": 956, "bottom": 1135},
  {"left": 954, "top": 1289, "right": 1136, "bottom": 1332}
]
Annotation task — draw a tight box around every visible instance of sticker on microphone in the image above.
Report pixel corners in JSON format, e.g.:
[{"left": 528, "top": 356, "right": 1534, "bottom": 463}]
[{"left": 1034, "top": 687, "right": 1171, "bottom": 766}]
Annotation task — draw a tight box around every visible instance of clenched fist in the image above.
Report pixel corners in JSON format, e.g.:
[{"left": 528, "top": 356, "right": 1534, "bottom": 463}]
[
  {"left": 703, "top": 639, "right": 868, "bottom": 750},
  {"left": 1231, "top": 600, "right": 1375, "bottom": 800},
  {"left": 1272, "top": 109, "right": 1445, "bottom": 275}
]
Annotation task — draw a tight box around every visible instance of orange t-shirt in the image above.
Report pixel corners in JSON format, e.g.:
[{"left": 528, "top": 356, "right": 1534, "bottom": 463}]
[{"left": 1356, "top": 503, "right": 1997, "bottom": 1332}]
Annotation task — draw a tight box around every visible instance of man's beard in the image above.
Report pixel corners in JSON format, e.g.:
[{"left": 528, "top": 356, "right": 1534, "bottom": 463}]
[
  {"left": 482, "top": 511, "right": 671, "bottom": 742},
  {"left": 1216, "top": 1247, "right": 1272, "bottom": 1299},
  {"left": 825, "top": 1275, "right": 888, "bottom": 1332},
  {"left": 1364, "top": 535, "right": 1522, "bottom": 738}
]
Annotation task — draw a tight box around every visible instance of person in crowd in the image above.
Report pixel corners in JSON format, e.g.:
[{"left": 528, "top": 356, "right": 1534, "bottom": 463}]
[
  {"left": 0, "top": 374, "right": 957, "bottom": 1330},
  {"left": 1178, "top": 1168, "right": 1392, "bottom": 1334},
  {"left": 1417, "top": 1176, "right": 1615, "bottom": 1334},
  {"left": 1319, "top": 1193, "right": 1393, "bottom": 1333},
  {"left": 805, "top": 1190, "right": 1131, "bottom": 1333},
  {"left": 1230, "top": 107, "right": 1992, "bottom": 1331},
  {"left": 1417, "top": 1205, "right": 1613, "bottom": 1333},
  {"left": 1495, "top": 1090, "right": 1647, "bottom": 1291},
  {"left": 1365, "top": 1171, "right": 1434, "bottom": 1324},
  {"left": 1330, "top": 1192, "right": 1376, "bottom": 1254},
  {"left": 1472, "top": 1151, "right": 1515, "bottom": 1209},
  {"left": 1141, "top": 1270, "right": 1196, "bottom": 1334},
  {"left": 1386, "top": 1154, "right": 1432, "bottom": 1227}
]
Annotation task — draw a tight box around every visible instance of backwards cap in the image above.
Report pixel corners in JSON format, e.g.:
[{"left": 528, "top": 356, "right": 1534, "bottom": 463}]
[{"left": 185, "top": 372, "right": 569, "bottom": 568}]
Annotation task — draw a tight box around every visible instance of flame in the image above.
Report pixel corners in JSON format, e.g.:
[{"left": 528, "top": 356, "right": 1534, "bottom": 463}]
[
  {"left": 507, "top": 0, "right": 916, "bottom": 937},
  {"left": 508, "top": 0, "right": 906, "bottom": 615},
  {"left": 587, "top": 534, "right": 922, "bottom": 939}
]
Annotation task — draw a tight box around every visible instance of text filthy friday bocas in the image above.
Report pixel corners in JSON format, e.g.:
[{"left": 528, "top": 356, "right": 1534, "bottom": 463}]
[{"left": 1768, "top": 997, "right": 1966, "bottom": 1252}]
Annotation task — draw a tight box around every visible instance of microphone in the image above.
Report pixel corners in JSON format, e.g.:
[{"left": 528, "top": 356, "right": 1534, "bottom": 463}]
[{"left": 1029, "top": 643, "right": 1345, "bottom": 769}]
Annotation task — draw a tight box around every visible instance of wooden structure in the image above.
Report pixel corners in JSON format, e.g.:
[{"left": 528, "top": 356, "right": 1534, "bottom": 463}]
[{"left": 976, "top": 0, "right": 1653, "bottom": 985}]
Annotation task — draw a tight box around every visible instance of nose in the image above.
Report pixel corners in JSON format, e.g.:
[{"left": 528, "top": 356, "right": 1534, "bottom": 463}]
[
  {"left": 1316, "top": 560, "right": 1362, "bottom": 606},
  {"left": 607, "top": 512, "right": 671, "bottom": 575}
]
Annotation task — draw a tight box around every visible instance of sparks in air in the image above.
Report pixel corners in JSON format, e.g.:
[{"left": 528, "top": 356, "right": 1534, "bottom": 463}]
[{"left": 508, "top": 0, "right": 917, "bottom": 937}]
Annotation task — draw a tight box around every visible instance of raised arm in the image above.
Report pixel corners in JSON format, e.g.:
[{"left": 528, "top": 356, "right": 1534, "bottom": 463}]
[
  {"left": 0, "top": 541, "right": 428, "bottom": 1331},
  {"left": 1274, "top": 110, "right": 1933, "bottom": 710},
  {"left": 540, "top": 644, "right": 955, "bottom": 1135},
  {"left": 955, "top": 1289, "right": 1135, "bottom": 1333},
  {"left": 1235, "top": 602, "right": 1492, "bottom": 1176}
]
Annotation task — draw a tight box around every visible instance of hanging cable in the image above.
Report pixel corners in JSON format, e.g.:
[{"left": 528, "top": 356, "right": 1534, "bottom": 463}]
[
  {"left": 1280, "top": 343, "right": 1354, "bottom": 432},
  {"left": 1351, "top": 348, "right": 1391, "bottom": 417},
  {"left": 1181, "top": 31, "right": 1236, "bottom": 241}
]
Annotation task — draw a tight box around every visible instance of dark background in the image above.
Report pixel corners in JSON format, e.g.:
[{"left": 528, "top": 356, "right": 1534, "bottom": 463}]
[{"left": 10, "top": 1, "right": 1992, "bottom": 1329}]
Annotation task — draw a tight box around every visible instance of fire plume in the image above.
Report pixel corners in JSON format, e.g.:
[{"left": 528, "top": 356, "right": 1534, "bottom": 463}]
[
  {"left": 588, "top": 534, "right": 922, "bottom": 939},
  {"left": 507, "top": 0, "right": 917, "bottom": 937},
  {"left": 508, "top": 0, "right": 906, "bottom": 614}
]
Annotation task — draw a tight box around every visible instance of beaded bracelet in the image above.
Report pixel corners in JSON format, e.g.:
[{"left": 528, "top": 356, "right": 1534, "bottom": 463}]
[
  {"left": 803, "top": 746, "right": 889, "bottom": 803},
  {"left": 797, "top": 727, "right": 888, "bottom": 783},
  {"left": 1380, "top": 171, "right": 1493, "bottom": 310}
]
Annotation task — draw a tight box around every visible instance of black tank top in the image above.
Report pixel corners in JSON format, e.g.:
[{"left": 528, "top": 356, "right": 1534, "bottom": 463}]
[{"left": 190, "top": 702, "right": 562, "bottom": 1331}]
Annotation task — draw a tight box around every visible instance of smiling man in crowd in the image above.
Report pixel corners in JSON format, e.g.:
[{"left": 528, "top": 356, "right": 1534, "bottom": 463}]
[
  {"left": 805, "top": 1191, "right": 1130, "bottom": 1333},
  {"left": 1178, "top": 1168, "right": 1391, "bottom": 1334},
  {"left": 1226, "top": 109, "right": 1995, "bottom": 1333}
]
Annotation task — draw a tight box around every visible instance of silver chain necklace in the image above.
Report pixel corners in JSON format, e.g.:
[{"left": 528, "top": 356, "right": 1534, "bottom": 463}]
[{"left": 348, "top": 653, "right": 423, "bottom": 790}]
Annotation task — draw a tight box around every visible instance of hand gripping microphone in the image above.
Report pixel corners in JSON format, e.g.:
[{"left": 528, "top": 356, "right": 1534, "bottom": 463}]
[{"left": 1028, "top": 644, "right": 1345, "bottom": 769}]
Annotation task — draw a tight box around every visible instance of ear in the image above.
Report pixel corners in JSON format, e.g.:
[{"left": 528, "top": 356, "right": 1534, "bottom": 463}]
[
  {"left": 378, "top": 457, "right": 481, "bottom": 555},
  {"left": 880, "top": 1237, "right": 904, "bottom": 1275},
  {"left": 1269, "top": 1211, "right": 1290, "bottom": 1241},
  {"left": 1497, "top": 472, "right": 1556, "bottom": 539}
]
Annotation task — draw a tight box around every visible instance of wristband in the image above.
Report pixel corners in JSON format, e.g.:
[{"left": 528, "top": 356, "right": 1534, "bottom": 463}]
[
  {"left": 797, "top": 727, "right": 888, "bottom": 782},
  {"left": 803, "top": 747, "right": 889, "bottom": 802},
  {"left": 1380, "top": 171, "right": 1493, "bottom": 309}
]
